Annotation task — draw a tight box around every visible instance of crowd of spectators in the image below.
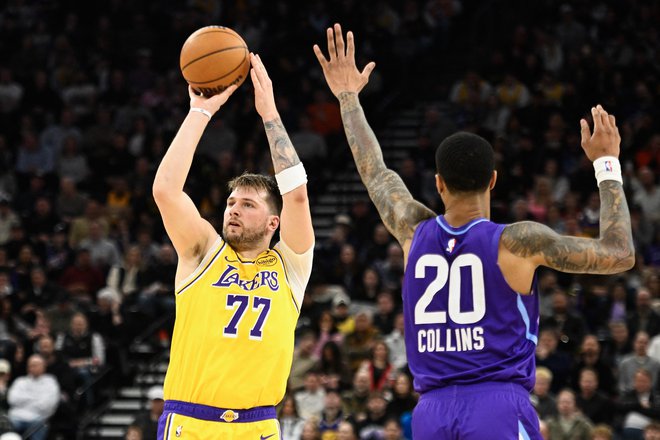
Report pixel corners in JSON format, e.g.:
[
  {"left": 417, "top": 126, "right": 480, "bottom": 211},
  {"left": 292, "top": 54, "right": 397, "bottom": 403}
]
[{"left": 0, "top": 0, "right": 658, "bottom": 439}]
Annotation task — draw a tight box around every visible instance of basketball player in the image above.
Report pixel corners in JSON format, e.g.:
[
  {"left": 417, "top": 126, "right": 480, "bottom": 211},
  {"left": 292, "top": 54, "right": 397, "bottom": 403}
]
[
  {"left": 152, "top": 53, "right": 314, "bottom": 439},
  {"left": 314, "top": 24, "right": 634, "bottom": 439}
]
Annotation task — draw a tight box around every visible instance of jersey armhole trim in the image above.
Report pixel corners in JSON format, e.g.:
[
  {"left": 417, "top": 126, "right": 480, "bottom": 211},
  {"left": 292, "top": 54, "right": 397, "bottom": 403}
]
[
  {"left": 175, "top": 236, "right": 225, "bottom": 295},
  {"left": 271, "top": 247, "right": 300, "bottom": 314}
]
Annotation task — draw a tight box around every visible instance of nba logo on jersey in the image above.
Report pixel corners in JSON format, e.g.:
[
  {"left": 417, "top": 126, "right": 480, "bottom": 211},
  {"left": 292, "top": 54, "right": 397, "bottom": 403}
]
[
  {"left": 446, "top": 238, "right": 457, "bottom": 253},
  {"left": 604, "top": 160, "right": 613, "bottom": 172},
  {"left": 220, "top": 410, "right": 239, "bottom": 422},
  {"left": 175, "top": 426, "right": 182, "bottom": 437}
]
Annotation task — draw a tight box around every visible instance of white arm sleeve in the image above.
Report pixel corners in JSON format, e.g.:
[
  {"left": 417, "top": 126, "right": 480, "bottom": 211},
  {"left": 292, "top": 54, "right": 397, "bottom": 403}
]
[{"left": 274, "top": 240, "right": 314, "bottom": 309}]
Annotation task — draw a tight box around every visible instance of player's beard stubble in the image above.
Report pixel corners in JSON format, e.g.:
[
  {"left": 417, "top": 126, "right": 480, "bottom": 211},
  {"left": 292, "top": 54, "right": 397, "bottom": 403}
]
[{"left": 222, "top": 220, "right": 269, "bottom": 253}]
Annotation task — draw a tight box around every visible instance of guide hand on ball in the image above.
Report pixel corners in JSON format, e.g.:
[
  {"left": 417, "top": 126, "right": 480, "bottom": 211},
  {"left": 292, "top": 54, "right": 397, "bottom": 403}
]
[{"left": 188, "top": 84, "right": 237, "bottom": 117}]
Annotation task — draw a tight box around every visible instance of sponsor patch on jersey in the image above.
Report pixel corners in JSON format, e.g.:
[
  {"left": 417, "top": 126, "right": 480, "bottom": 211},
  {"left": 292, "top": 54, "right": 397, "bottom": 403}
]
[
  {"left": 220, "top": 410, "right": 239, "bottom": 422},
  {"left": 256, "top": 255, "right": 277, "bottom": 267}
]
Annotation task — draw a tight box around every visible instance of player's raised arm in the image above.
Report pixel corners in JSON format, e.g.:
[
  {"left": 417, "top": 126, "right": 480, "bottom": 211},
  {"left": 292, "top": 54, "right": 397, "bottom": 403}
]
[
  {"left": 250, "top": 53, "right": 314, "bottom": 253},
  {"left": 314, "top": 24, "right": 435, "bottom": 246},
  {"left": 152, "top": 85, "right": 237, "bottom": 259},
  {"left": 500, "top": 105, "right": 635, "bottom": 275}
]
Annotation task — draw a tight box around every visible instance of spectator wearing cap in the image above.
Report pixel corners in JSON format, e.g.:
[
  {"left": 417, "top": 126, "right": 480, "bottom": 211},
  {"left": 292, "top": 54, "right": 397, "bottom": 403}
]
[
  {"left": 7, "top": 354, "right": 59, "bottom": 440},
  {"left": 131, "top": 385, "right": 163, "bottom": 440},
  {"left": 332, "top": 292, "right": 354, "bottom": 335}
]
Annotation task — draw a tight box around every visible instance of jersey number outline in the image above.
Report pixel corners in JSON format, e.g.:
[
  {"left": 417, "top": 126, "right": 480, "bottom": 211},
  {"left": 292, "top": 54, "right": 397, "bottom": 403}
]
[
  {"left": 223, "top": 294, "right": 272, "bottom": 340},
  {"left": 414, "top": 253, "right": 485, "bottom": 325}
]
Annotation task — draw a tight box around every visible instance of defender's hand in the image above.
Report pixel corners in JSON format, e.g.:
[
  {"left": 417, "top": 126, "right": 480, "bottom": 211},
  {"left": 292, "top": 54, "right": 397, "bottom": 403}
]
[
  {"left": 188, "top": 84, "right": 237, "bottom": 116},
  {"left": 313, "top": 23, "right": 376, "bottom": 98},
  {"left": 250, "top": 53, "right": 278, "bottom": 121},
  {"left": 580, "top": 104, "right": 621, "bottom": 161}
]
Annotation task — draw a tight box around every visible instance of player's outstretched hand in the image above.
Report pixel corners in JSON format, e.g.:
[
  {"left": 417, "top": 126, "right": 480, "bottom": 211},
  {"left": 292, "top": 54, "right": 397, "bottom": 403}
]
[
  {"left": 188, "top": 84, "right": 237, "bottom": 116},
  {"left": 313, "top": 23, "right": 376, "bottom": 98},
  {"left": 580, "top": 104, "right": 621, "bottom": 161},
  {"left": 250, "top": 53, "right": 278, "bottom": 121}
]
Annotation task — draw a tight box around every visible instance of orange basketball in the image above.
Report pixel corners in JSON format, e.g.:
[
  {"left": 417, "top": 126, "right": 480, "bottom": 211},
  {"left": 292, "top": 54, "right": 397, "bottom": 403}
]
[{"left": 180, "top": 26, "right": 250, "bottom": 96}]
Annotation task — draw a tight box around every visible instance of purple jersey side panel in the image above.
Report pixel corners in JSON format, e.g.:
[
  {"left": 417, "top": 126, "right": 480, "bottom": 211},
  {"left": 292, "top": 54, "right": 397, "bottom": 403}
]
[{"left": 403, "top": 216, "right": 539, "bottom": 395}]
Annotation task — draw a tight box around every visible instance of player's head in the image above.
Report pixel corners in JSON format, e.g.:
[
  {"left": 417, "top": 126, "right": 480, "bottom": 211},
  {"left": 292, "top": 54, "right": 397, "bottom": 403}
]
[
  {"left": 224, "top": 173, "right": 282, "bottom": 251},
  {"left": 435, "top": 132, "right": 496, "bottom": 196}
]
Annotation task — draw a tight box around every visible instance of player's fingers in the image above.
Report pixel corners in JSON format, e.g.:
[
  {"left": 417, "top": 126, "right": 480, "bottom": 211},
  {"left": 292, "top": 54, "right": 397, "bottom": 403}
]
[
  {"left": 580, "top": 118, "right": 591, "bottom": 145},
  {"left": 188, "top": 85, "right": 197, "bottom": 99},
  {"left": 591, "top": 107, "right": 601, "bottom": 132},
  {"left": 249, "top": 68, "right": 261, "bottom": 91},
  {"left": 597, "top": 104, "right": 610, "bottom": 130},
  {"left": 334, "top": 24, "right": 345, "bottom": 57},
  {"left": 313, "top": 44, "right": 329, "bottom": 69},
  {"left": 361, "top": 61, "right": 376, "bottom": 80},
  {"left": 608, "top": 114, "right": 616, "bottom": 130},
  {"left": 346, "top": 31, "right": 355, "bottom": 60},
  {"left": 327, "top": 27, "right": 336, "bottom": 60}
]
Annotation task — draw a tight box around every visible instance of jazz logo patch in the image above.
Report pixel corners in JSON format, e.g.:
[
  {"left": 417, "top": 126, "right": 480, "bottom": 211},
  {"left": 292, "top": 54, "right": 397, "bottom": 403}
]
[
  {"left": 220, "top": 410, "right": 239, "bottom": 422},
  {"left": 446, "top": 238, "right": 457, "bottom": 253}
]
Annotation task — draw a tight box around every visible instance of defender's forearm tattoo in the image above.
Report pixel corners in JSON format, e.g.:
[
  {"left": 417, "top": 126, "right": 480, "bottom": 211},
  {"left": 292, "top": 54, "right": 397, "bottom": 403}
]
[
  {"left": 264, "top": 118, "right": 300, "bottom": 172},
  {"left": 501, "top": 181, "right": 634, "bottom": 273},
  {"left": 338, "top": 92, "right": 434, "bottom": 243}
]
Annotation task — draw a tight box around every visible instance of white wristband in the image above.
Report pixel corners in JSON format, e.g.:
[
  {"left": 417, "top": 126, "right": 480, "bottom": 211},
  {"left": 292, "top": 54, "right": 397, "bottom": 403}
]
[
  {"left": 190, "top": 107, "right": 212, "bottom": 119},
  {"left": 593, "top": 156, "right": 623, "bottom": 186},
  {"left": 275, "top": 163, "right": 307, "bottom": 195}
]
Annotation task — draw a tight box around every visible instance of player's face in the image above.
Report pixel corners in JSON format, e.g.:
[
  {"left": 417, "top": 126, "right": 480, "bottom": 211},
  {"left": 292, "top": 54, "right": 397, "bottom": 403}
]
[{"left": 223, "top": 187, "right": 278, "bottom": 251}]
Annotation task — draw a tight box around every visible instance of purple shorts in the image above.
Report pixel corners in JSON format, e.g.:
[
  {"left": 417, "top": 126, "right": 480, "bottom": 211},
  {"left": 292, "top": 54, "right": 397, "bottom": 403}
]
[{"left": 412, "top": 382, "right": 541, "bottom": 440}]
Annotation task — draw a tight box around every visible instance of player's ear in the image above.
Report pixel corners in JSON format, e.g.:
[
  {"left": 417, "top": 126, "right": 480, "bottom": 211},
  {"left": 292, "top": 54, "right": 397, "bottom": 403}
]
[
  {"left": 489, "top": 171, "right": 497, "bottom": 191},
  {"left": 435, "top": 174, "right": 445, "bottom": 195},
  {"left": 268, "top": 215, "right": 280, "bottom": 231}
]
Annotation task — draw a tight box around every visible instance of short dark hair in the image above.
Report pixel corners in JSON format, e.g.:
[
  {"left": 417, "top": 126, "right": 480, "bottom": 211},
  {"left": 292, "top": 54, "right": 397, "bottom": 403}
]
[
  {"left": 227, "top": 173, "right": 282, "bottom": 215},
  {"left": 435, "top": 132, "right": 494, "bottom": 193}
]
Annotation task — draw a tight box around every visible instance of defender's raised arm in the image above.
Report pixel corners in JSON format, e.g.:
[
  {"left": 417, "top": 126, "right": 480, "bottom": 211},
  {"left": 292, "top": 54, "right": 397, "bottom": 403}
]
[{"left": 313, "top": 24, "right": 435, "bottom": 247}]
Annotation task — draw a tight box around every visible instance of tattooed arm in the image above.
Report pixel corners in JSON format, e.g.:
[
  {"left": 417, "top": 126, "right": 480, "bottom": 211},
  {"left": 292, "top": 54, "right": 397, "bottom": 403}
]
[
  {"left": 339, "top": 92, "right": 435, "bottom": 244},
  {"left": 251, "top": 53, "right": 313, "bottom": 253},
  {"left": 501, "top": 105, "right": 634, "bottom": 279},
  {"left": 314, "top": 24, "right": 435, "bottom": 246}
]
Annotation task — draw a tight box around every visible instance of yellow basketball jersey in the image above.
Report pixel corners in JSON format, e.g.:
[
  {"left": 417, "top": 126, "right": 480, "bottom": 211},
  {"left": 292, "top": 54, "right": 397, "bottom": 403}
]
[{"left": 163, "top": 237, "right": 300, "bottom": 409}]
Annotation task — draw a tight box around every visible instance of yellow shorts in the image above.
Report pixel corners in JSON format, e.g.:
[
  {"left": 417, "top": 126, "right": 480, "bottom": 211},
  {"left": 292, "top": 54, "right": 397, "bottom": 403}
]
[{"left": 158, "top": 400, "right": 281, "bottom": 440}]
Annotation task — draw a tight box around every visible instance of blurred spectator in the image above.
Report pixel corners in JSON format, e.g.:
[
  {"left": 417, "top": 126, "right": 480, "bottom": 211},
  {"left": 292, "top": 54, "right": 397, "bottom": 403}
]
[
  {"left": 337, "top": 420, "right": 358, "bottom": 440},
  {"left": 618, "top": 331, "right": 660, "bottom": 394},
  {"left": 570, "top": 335, "right": 616, "bottom": 397},
  {"left": 55, "top": 312, "right": 105, "bottom": 406},
  {"left": 591, "top": 424, "right": 613, "bottom": 440},
  {"left": 0, "top": 198, "right": 19, "bottom": 246},
  {"left": 289, "top": 330, "right": 318, "bottom": 392},
  {"left": 317, "top": 341, "right": 351, "bottom": 391},
  {"left": 604, "top": 320, "right": 632, "bottom": 371},
  {"left": 131, "top": 385, "right": 163, "bottom": 440},
  {"left": 15, "top": 132, "right": 54, "bottom": 178},
  {"left": 58, "top": 248, "right": 104, "bottom": 302},
  {"left": 68, "top": 199, "right": 109, "bottom": 249},
  {"left": 345, "top": 311, "right": 380, "bottom": 373},
  {"left": 0, "top": 68, "right": 23, "bottom": 115},
  {"left": 55, "top": 177, "right": 87, "bottom": 222},
  {"left": 301, "top": 417, "right": 322, "bottom": 440},
  {"left": 57, "top": 136, "right": 89, "bottom": 185},
  {"left": 125, "top": 425, "right": 143, "bottom": 440},
  {"left": 616, "top": 369, "right": 660, "bottom": 439},
  {"left": 536, "top": 327, "right": 573, "bottom": 393},
  {"left": 294, "top": 371, "right": 326, "bottom": 421},
  {"left": 360, "top": 340, "right": 394, "bottom": 392},
  {"left": 15, "top": 266, "right": 62, "bottom": 311},
  {"left": 531, "top": 366, "right": 558, "bottom": 420},
  {"left": 576, "top": 367, "right": 613, "bottom": 425},
  {"left": 355, "top": 391, "right": 388, "bottom": 440},
  {"left": 333, "top": 293, "right": 355, "bottom": 335},
  {"left": 384, "top": 312, "right": 406, "bottom": 371},
  {"left": 319, "top": 390, "right": 344, "bottom": 438},
  {"left": 342, "top": 369, "right": 372, "bottom": 423},
  {"left": 313, "top": 310, "right": 344, "bottom": 358},
  {"left": 106, "top": 245, "right": 144, "bottom": 306},
  {"left": 631, "top": 167, "right": 660, "bottom": 224},
  {"left": 541, "top": 289, "right": 587, "bottom": 355},
  {"left": 546, "top": 389, "right": 593, "bottom": 440},
  {"left": 7, "top": 354, "right": 59, "bottom": 440},
  {"left": 373, "top": 291, "right": 396, "bottom": 336},
  {"left": 279, "top": 395, "right": 304, "bottom": 440},
  {"left": 386, "top": 372, "right": 417, "bottom": 420},
  {"left": 628, "top": 288, "right": 660, "bottom": 339},
  {"left": 645, "top": 423, "right": 660, "bottom": 440},
  {"left": 78, "top": 220, "right": 121, "bottom": 271},
  {"left": 382, "top": 418, "right": 405, "bottom": 440}
]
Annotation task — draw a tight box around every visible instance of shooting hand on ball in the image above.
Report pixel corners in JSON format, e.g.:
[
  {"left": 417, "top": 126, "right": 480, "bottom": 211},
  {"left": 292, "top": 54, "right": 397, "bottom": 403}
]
[
  {"left": 188, "top": 84, "right": 237, "bottom": 116},
  {"left": 313, "top": 23, "right": 375, "bottom": 98},
  {"left": 250, "top": 53, "right": 279, "bottom": 121}
]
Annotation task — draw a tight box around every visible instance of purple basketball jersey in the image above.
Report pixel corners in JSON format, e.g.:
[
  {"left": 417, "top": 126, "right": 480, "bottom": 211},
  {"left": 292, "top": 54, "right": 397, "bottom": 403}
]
[{"left": 403, "top": 216, "right": 539, "bottom": 395}]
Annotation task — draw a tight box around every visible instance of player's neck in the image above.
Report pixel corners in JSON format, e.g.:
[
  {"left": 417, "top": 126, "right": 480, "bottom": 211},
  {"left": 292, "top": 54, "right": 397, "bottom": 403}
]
[
  {"left": 443, "top": 194, "right": 490, "bottom": 227},
  {"left": 235, "top": 246, "right": 268, "bottom": 259}
]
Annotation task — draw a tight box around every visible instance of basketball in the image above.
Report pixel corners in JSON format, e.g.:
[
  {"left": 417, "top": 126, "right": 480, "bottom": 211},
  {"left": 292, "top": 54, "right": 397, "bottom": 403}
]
[{"left": 180, "top": 26, "right": 250, "bottom": 96}]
